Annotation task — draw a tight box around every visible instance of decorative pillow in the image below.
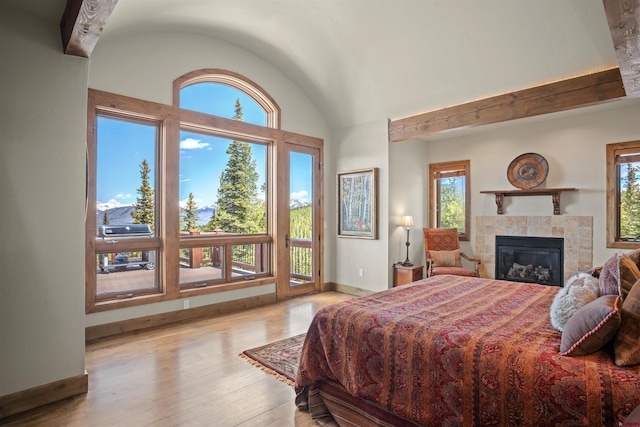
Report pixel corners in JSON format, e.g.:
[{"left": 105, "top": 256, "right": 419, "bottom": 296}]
[
  {"left": 599, "top": 253, "right": 623, "bottom": 296},
  {"left": 613, "top": 278, "right": 640, "bottom": 366},
  {"left": 625, "top": 248, "right": 640, "bottom": 269},
  {"left": 429, "top": 250, "right": 462, "bottom": 267},
  {"left": 619, "top": 255, "right": 640, "bottom": 300},
  {"left": 550, "top": 273, "right": 600, "bottom": 332},
  {"left": 559, "top": 295, "right": 621, "bottom": 356}
]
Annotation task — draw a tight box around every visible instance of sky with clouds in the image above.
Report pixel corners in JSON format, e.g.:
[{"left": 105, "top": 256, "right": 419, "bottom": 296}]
[{"left": 96, "top": 84, "right": 313, "bottom": 208}]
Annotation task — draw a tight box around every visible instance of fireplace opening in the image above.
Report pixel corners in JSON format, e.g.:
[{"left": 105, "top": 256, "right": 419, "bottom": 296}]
[{"left": 495, "top": 235, "right": 564, "bottom": 287}]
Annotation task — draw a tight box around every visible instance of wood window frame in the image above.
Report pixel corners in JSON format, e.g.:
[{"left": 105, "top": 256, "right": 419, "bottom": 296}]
[
  {"left": 606, "top": 140, "right": 640, "bottom": 249},
  {"left": 86, "top": 70, "right": 321, "bottom": 313},
  {"left": 173, "top": 69, "right": 280, "bottom": 129},
  {"left": 428, "top": 160, "right": 471, "bottom": 241},
  {"left": 86, "top": 91, "right": 173, "bottom": 312}
]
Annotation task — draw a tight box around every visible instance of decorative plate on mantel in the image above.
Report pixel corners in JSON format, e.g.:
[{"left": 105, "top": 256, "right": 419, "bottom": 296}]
[{"left": 507, "top": 153, "right": 549, "bottom": 190}]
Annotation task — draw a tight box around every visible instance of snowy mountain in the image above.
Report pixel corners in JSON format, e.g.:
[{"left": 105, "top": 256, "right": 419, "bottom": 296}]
[
  {"left": 193, "top": 205, "right": 216, "bottom": 226},
  {"left": 96, "top": 202, "right": 216, "bottom": 226},
  {"left": 96, "top": 199, "right": 129, "bottom": 211},
  {"left": 290, "top": 199, "right": 312, "bottom": 209},
  {"left": 96, "top": 204, "right": 135, "bottom": 225},
  {"left": 97, "top": 199, "right": 310, "bottom": 226}
]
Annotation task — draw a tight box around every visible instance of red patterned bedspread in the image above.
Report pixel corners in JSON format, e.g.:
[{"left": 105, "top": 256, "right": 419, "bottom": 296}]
[{"left": 295, "top": 275, "right": 640, "bottom": 426}]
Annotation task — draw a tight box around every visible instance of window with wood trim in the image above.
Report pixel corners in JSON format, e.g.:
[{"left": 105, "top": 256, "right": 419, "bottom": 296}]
[
  {"left": 606, "top": 141, "right": 640, "bottom": 249},
  {"left": 429, "top": 160, "right": 471, "bottom": 241},
  {"left": 174, "top": 68, "right": 279, "bottom": 128},
  {"left": 175, "top": 70, "right": 275, "bottom": 292},
  {"left": 86, "top": 70, "right": 294, "bottom": 312},
  {"left": 93, "top": 114, "right": 162, "bottom": 301}
]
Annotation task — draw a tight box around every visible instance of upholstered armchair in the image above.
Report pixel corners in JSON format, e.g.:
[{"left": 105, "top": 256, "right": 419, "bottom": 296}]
[{"left": 423, "top": 227, "right": 480, "bottom": 277}]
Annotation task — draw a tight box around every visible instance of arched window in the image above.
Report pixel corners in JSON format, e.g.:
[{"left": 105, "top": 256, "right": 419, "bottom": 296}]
[
  {"left": 174, "top": 70, "right": 278, "bottom": 290},
  {"left": 86, "top": 69, "right": 321, "bottom": 313},
  {"left": 174, "top": 69, "right": 280, "bottom": 128}
]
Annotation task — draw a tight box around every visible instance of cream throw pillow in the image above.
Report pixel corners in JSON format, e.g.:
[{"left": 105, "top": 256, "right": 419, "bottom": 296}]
[
  {"left": 429, "top": 249, "right": 462, "bottom": 267},
  {"left": 549, "top": 273, "right": 600, "bottom": 332}
]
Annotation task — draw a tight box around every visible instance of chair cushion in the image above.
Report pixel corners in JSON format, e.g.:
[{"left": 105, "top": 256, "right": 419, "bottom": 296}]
[
  {"left": 431, "top": 266, "right": 476, "bottom": 277},
  {"left": 429, "top": 249, "right": 462, "bottom": 267}
]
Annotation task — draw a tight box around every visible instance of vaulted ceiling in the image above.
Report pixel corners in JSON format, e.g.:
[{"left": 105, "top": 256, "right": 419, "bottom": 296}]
[{"left": 3, "top": 0, "right": 640, "bottom": 135}]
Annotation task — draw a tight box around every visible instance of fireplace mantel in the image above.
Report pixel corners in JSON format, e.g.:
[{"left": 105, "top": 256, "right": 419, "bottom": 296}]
[{"left": 480, "top": 188, "right": 577, "bottom": 215}]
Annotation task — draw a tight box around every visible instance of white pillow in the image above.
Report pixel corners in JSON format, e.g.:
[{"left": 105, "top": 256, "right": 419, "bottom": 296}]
[{"left": 550, "top": 273, "right": 600, "bottom": 332}]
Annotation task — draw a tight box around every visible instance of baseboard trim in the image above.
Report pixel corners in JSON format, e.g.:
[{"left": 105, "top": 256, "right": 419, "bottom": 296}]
[
  {"left": 321, "top": 281, "right": 337, "bottom": 292},
  {"left": 0, "top": 371, "right": 88, "bottom": 420},
  {"left": 332, "top": 282, "right": 375, "bottom": 296},
  {"left": 86, "top": 293, "right": 278, "bottom": 342}
]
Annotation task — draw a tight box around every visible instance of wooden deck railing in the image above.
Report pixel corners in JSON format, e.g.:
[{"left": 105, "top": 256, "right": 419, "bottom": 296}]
[
  {"left": 179, "top": 234, "right": 313, "bottom": 282},
  {"left": 289, "top": 238, "right": 313, "bottom": 283}
]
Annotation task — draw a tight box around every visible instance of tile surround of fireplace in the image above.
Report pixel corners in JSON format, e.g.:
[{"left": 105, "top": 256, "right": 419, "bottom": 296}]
[{"left": 475, "top": 216, "right": 593, "bottom": 285}]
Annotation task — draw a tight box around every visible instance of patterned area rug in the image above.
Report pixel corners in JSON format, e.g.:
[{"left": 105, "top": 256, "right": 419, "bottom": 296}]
[{"left": 240, "top": 333, "right": 306, "bottom": 387}]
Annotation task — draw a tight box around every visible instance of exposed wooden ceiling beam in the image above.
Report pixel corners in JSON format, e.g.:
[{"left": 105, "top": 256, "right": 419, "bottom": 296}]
[
  {"left": 60, "top": 0, "right": 118, "bottom": 58},
  {"left": 388, "top": 68, "right": 625, "bottom": 142},
  {"left": 603, "top": 0, "right": 640, "bottom": 97}
]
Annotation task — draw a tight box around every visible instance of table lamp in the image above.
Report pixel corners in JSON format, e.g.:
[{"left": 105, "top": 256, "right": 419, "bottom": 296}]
[{"left": 400, "top": 215, "right": 414, "bottom": 266}]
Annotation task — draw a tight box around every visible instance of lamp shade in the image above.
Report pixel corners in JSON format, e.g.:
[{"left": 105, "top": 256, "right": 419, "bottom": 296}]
[{"left": 400, "top": 215, "right": 414, "bottom": 228}]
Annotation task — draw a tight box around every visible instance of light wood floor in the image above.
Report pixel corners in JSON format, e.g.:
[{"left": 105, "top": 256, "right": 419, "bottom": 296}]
[{"left": 3, "top": 291, "right": 354, "bottom": 427}]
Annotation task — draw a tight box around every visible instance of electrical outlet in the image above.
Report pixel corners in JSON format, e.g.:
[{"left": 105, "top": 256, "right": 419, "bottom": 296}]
[
  {"left": 359, "top": 269, "right": 364, "bottom": 277},
  {"left": 183, "top": 299, "right": 190, "bottom": 309}
]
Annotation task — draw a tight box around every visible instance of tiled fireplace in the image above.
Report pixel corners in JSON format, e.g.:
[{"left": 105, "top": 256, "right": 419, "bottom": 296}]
[
  {"left": 495, "top": 235, "right": 564, "bottom": 286},
  {"left": 475, "top": 216, "right": 593, "bottom": 285}
]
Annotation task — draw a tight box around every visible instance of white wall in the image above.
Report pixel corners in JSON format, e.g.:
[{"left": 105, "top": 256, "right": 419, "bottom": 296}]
[
  {"left": 420, "top": 99, "right": 640, "bottom": 268},
  {"left": 89, "top": 31, "right": 328, "bottom": 142},
  {"left": 0, "top": 7, "right": 87, "bottom": 396},
  {"left": 332, "top": 121, "right": 390, "bottom": 291},
  {"left": 320, "top": 96, "right": 640, "bottom": 295},
  {"left": 382, "top": 100, "right": 640, "bottom": 292},
  {"left": 388, "top": 138, "right": 429, "bottom": 281}
]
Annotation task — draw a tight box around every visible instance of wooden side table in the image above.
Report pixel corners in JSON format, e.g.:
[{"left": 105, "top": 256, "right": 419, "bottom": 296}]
[{"left": 393, "top": 264, "right": 424, "bottom": 287}]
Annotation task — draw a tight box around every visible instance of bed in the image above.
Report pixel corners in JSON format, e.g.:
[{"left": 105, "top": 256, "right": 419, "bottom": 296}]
[{"left": 294, "top": 275, "right": 640, "bottom": 426}]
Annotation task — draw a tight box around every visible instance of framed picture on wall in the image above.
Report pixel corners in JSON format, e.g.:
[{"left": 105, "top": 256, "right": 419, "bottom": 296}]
[{"left": 337, "top": 167, "right": 378, "bottom": 239}]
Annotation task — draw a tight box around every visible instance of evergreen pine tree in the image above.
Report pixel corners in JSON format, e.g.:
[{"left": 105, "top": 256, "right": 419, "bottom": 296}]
[
  {"left": 102, "top": 212, "right": 109, "bottom": 225},
  {"left": 289, "top": 206, "right": 313, "bottom": 279},
  {"left": 290, "top": 205, "right": 312, "bottom": 239},
  {"left": 181, "top": 192, "right": 199, "bottom": 231},
  {"left": 207, "top": 99, "right": 264, "bottom": 233},
  {"left": 621, "top": 162, "right": 640, "bottom": 238},
  {"left": 130, "top": 158, "right": 155, "bottom": 230},
  {"left": 439, "top": 177, "right": 465, "bottom": 233}
]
